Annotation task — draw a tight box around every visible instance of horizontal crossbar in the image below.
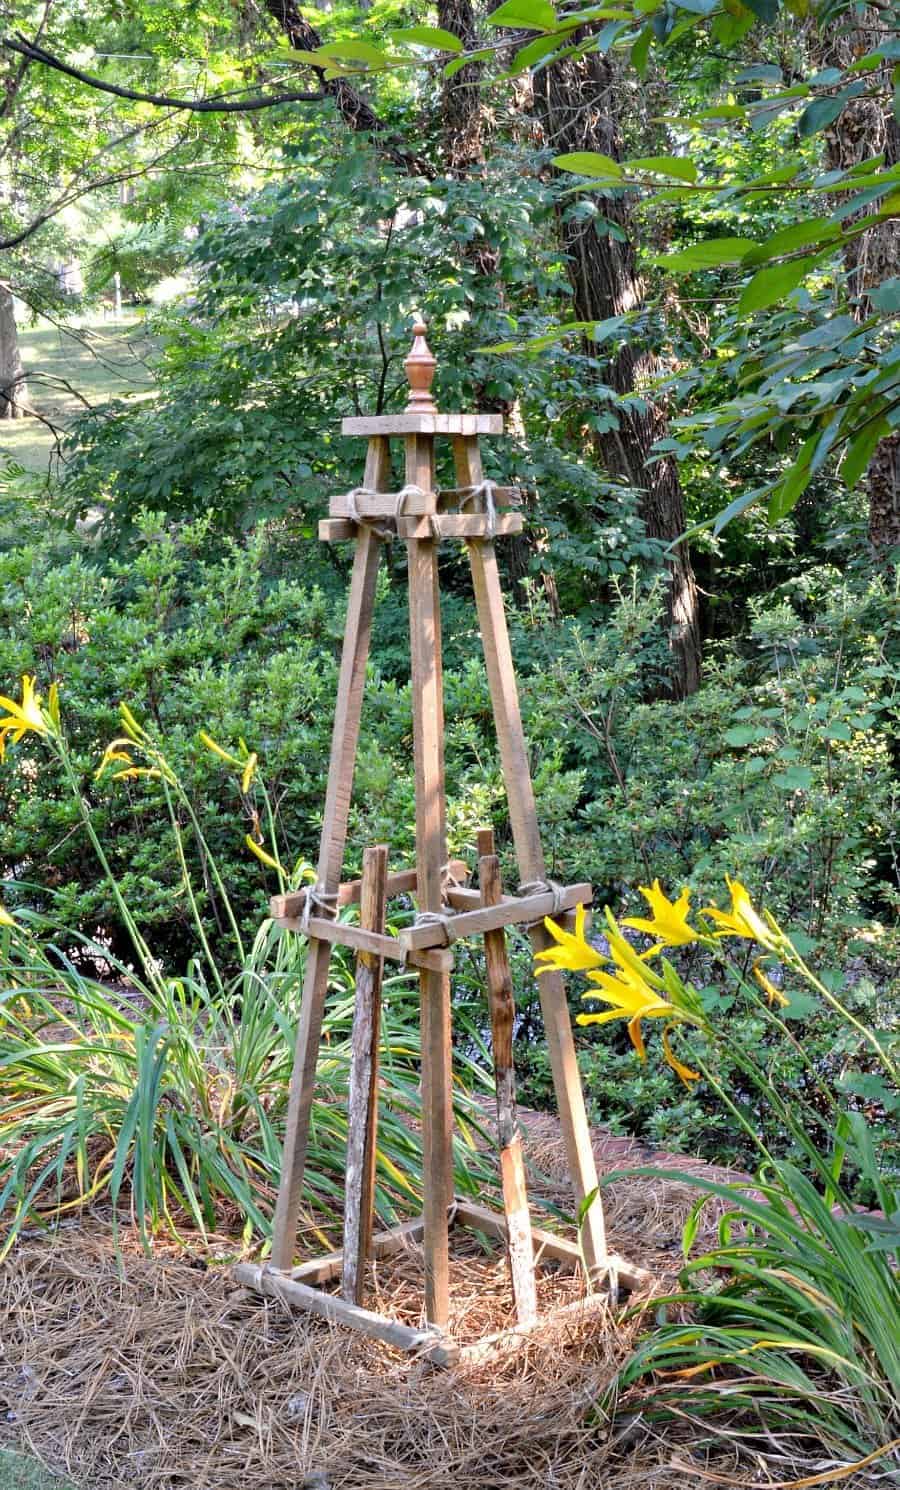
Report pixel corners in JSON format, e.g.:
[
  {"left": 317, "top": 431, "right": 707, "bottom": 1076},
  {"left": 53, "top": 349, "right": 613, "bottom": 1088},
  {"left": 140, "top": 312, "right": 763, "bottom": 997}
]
[
  {"left": 398, "top": 881, "right": 592, "bottom": 951},
  {"left": 330, "top": 490, "right": 437, "bottom": 518},
  {"left": 233, "top": 1262, "right": 459, "bottom": 1365},
  {"left": 319, "top": 513, "right": 524, "bottom": 543},
  {"left": 341, "top": 413, "right": 503, "bottom": 436},
  {"left": 270, "top": 859, "right": 469, "bottom": 922}
]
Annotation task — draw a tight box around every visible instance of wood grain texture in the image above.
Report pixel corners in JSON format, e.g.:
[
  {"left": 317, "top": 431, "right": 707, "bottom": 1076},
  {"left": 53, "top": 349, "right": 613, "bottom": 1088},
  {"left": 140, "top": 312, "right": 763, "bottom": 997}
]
[
  {"left": 233, "top": 1264, "right": 459, "bottom": 1365},
  {"left": 342, "top": 412, "right": 503, "bottom": 435},
  {"left": 342, "top": 845, "right": 389, "bottom": 1306},
  {"left": 289, "top": 1216, "right": 426, "bottom": 1286},
  {"left": 479, "top": 841, "right": 537, "bottom": 1327},
  {"left": 453, "top": 432, "right": 609, "bottom": 1286},
  {"left": 406, "top": 428, "right": 453, "bottom": 1329},
  {"left": 269, "top": 437, "right": 390, "bottom": 1271},
  {"left": 397, "top": 882, "right": 592, "bottom": 950},
  {"left": 271, "top": 859, "right": 469, "bottom": 920}
]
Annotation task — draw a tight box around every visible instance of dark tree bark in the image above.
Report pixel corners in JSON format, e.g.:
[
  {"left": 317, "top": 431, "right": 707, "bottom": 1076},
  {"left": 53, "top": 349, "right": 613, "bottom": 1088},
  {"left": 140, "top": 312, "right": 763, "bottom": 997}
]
[
  {"left": 264, "top": 0, "right": 433, "bottom": 177},
  {"left": 438, "top": 0, "right": 485, "bottom": 170},
  {"left": 532, "top": 51, "right": 701, "bottom": 698},
  {"left": 824, "top": 21, "right": 900, "bottom": 556},
  {"left": 0, "top": 284, "right": 27, "bottom": 418}
]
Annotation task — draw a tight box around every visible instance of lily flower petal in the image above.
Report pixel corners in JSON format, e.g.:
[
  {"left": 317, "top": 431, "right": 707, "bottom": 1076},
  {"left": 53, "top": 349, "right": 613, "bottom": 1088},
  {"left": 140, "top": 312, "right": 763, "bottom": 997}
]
[
  {"left": 622, "top": 880, "right": 697, "bottom": 948},
  {"left": 535, "top": 904, "right": 607, "bottom": 975}
]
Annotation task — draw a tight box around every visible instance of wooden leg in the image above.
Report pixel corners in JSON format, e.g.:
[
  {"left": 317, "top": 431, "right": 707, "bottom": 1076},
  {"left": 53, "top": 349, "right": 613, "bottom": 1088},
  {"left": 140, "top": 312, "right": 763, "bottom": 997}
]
[
  {"left": 342, "top": 844, "right": 389, "bottom": 1305},
  {"left": 454, "top": 435, "right": 608, "bottom": 1283},
  {"left": 478, "top": 830, "right": 537, "bottom": 1326},
  {"left": 406, "top": 431, "right": 453, "bottom": 1328},
  {"left": 270, "top": 440, "right": 390, "bottom": 1270}
]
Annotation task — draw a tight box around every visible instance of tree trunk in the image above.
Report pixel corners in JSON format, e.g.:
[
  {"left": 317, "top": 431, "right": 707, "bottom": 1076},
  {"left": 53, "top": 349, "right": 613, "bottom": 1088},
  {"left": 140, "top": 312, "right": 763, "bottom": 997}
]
[
  {"left": 0, "top": 285, "right": 27, "bottom": 420},
  {"left": 438, "top": 0, "right": 485, "bottom": 171},
  {"left": 824, "top": 21, "right": 900, "bottom": 555},
  {"left": 264, "top": 0, "right": 433, "bottom": 177},
  {"left": 532, "top": 52, "right": 701, "bottom": 698}
]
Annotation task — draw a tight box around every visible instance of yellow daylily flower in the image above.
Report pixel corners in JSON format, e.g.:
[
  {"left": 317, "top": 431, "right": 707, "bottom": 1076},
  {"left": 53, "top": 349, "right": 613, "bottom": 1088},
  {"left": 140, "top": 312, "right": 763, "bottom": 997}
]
[
  {"left": 0, "top": 902, "right": 16, "bottom": 927},
  {"left": 199, "top": 730, "right": 243, "bottom": 768},
  {"left": 241, "top": 752, "right": 258, "bottom": 794},
  {"left": 578, "top": 964, "right": 700, "bottom": 1087},
  {"left": 622, "top": 879, "right": 697, "bottom": 948},
  {"left": 112, "top": 767, "right": 163, "bottom": 781},
  {"left": 753, "top": 959, "right": 790, "bottom": 1009},
  {"left": 702, "top": 876, "right": 779, "bottom": 950},
  {"left": 118, "top": 702, "right": 148, "bottom": 741},
  {"left": 245, "top": 835, "right": 286, "bottom": 874},
  {"left": 603, "top": 908, "right": 666, "bottom": 989},
  {"left": 535, "top": 903, "right": 607, "bottom": 975},
  {"left": 662, "top": 1025, "right": 700, "bottom": 1086},
  {"left": 0, "top": 675, "right": 50, "bottom": 742},
  {"left": 95, "top": 738, "right": 136, "bottom": 780}
]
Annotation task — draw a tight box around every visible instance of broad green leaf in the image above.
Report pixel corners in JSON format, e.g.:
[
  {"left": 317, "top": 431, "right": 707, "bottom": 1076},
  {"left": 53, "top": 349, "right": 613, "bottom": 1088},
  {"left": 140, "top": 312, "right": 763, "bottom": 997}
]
[
  {"left": 505, "top": 31, "right": 573, "bottom": 72},
  {"left": 631, "top": 25, "right": 652, "bottom": 76},
  {"left": 553, "top": 151, "right": 622, "bottom": 179},
  {"left": 768, "top": 459, "right": 812, "bottom": 521},
  {"left": 650, "top": 237, "right": 755, "bottom": 272},
  {"left": 443, "top": 48, "right": 493, "bottom": 77},
  {"left": 486, "top": 0, "right": 558, "bottom": 29},
  {"left": 772, "top": 766, "right": 814, "bottom": 790},
  {"left": 712, "top": 486, "right": 764, "bottom": 534},
  {"left": 741, "top": 0, "right": 778, "bottom": 18},
  {"left": 317, "top": 41, "right": 390, "bottom": 67},
  {"left": 738, "top": 253, "right": 822, "bottom": 315},
  {"left": 735, "top": 64, "right": 783, "bottom": 83},
  {"left": 742, "top": 217, "right": 839, "bottom": 266},
  {"left": 724, "top": 725, "right": 768, "bottom": 746},
  {"left": 841, "top": 417, "right": 891, "bottom": 486},
  {"left": 388, "top": 26, "right": 464, "bottom": 50},
  {"left": 869, "top": 277, "right": 900, "bottom": 312},
  {"left": 623, "top": 155, "right": 698, "bottom": 182},
  {"left": 798, "top": 94, "right": 846, "bottom": 137}
]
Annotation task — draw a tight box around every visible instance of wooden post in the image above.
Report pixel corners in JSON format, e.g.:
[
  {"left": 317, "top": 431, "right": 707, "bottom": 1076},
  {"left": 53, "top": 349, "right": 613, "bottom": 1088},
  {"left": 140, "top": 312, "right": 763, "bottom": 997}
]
[
  {"left": 342, "top": 844, "right": 389, "bottom": 1305},
  {"left": 270, "top": 436, "right": 390, "bottom": 1271},
  {"left": 454, "top": 433, "right": 609, "bottom": 1285},
  {"left": 477, "top": 828, "right": 537, "bottom": 1326},
  {"left": 406, "top": 407, "right": 454, "bottom": 1329}
]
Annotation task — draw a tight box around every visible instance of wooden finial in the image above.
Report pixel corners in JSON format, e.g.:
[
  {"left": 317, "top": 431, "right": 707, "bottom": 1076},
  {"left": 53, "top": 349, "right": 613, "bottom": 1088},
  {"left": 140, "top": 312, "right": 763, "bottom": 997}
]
[{"left": 404, "top": 320, "right": 437, "bottom": 414}]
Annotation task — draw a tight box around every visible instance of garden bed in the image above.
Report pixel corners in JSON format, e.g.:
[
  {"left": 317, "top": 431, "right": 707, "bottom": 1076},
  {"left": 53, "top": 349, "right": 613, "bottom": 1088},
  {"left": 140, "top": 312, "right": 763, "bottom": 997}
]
[{"left": 3, "top": 1115, "right": 881, "bottom": 1490}]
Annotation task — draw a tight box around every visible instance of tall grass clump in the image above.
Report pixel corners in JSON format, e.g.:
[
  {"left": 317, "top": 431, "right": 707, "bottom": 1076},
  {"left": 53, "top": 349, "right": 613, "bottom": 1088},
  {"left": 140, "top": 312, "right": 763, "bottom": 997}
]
[{"left": 0, "top": 677, "right": 486, "bottom": 1255}]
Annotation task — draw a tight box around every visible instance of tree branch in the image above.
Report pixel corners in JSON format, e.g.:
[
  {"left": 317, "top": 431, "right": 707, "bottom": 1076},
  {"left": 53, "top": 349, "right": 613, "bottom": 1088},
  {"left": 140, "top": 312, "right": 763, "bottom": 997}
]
[
  {"left": 264, "top": 0, "right": 434, "bottom": 177},
  {"left": 3, "top": 32, "right": 325, "bottom": 111}
]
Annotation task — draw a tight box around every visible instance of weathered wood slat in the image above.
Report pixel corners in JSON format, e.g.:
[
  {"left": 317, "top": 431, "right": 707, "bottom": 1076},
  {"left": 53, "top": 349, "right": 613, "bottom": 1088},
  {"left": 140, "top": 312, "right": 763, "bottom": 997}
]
[
  {"left": 397, "top": 881, "right": 592, "bottom": 951},
  {"left": 320, "top": 514, "right": 524, "bottom": 542},
  {"left": 452, "top": 430, "right": 610, "bottom": 1286},
  {"left": 341, "top": 413, "right": 503, "bottom": 436},
  {"left": 233, "top": 1264, "right": 459, "bottom": 1365},
  {"left": 406, "top": 427, "right": 453, "bottom": 1331},
  {"left": 275, "top": 914, "right": 452, "bottom": 973},
  {"left": 342, "top": 845, "right": 389, "bottom": 1306},
  {"left": 289, "top": 1216, "right": 426, "bottom": 1286},
  {"left": 330, "top": 490, "right": 437, "bottom": 518},
  {"left": 271, "top": 859, "right": 469, "bottom": 921},
  {"left": 269, "top": 437, "right": 390, "bottom": 1271},
  {"left": 396, "top": 513, "right": 524, "bottom": 540},
  {"left": 479, "top": 835, "right": 538, "bottom": 1328}
]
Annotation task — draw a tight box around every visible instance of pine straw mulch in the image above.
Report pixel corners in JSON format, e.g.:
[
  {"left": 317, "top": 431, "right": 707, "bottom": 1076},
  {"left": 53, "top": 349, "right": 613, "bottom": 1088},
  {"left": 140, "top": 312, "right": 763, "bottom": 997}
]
[{"left": 0, "top": 1117, "right": 882, "bottom": 1490}]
